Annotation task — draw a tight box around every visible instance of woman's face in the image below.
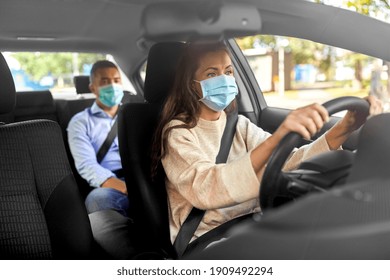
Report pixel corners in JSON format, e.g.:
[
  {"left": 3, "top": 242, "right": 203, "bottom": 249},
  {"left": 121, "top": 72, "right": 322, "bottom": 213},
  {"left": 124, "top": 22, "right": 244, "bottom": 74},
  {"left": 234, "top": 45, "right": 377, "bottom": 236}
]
[{"left": 193, "top": 49, "right": 234, "bottom": 97}]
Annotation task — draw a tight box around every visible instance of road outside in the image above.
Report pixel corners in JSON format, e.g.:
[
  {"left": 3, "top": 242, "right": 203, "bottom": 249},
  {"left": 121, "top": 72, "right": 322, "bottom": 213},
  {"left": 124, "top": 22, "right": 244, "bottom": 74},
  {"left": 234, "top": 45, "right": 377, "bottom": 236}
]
[{"left": 263, "top": 86, "right": 390, "bottom": 113}]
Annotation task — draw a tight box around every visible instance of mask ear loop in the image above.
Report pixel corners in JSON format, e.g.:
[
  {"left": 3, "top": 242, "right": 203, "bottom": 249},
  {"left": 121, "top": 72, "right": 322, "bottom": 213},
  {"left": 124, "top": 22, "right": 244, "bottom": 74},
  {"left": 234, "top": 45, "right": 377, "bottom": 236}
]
[{"left": 192, "top": 80, "right": 203, "bottom": 100}]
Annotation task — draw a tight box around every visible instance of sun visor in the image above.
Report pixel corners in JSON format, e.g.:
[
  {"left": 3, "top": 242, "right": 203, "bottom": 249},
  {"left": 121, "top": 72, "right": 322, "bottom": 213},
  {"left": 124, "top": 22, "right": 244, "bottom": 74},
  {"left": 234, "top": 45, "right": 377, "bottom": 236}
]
[{"left": 141, "top": 1, "right": 262, "bottom": 41}]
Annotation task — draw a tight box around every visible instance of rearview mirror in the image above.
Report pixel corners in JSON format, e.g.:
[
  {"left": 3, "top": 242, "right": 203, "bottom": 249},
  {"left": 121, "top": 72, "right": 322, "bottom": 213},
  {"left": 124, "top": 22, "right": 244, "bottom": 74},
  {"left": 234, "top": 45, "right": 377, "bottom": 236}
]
[{"left": 141, "top": 1, "right": 262, "bottom": 41}]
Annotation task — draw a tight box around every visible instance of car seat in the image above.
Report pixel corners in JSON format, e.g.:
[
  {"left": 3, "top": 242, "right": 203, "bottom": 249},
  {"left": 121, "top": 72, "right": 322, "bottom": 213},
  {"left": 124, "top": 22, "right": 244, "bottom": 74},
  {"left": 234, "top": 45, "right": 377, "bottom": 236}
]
[
  {"left": 118, "top": 42, "right": 254, "bottom": 259},
  {"left": 0, "top": 52, "right": 96, "bottom": 259},
  {"left": 73, "top": 74, "right": 145, "bottom": 103},
  {"left": 73, "top": 75, "right": 91, "bottom": 94},
  {"left": 118, "top": 42, "right": 184, "bottom": 259}
]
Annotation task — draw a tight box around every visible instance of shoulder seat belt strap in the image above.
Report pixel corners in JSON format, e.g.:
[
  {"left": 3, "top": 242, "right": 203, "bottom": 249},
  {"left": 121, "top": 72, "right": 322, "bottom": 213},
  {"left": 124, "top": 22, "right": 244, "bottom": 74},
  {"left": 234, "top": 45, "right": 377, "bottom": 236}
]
[
  {"left": 96, "top": 117, "right": 118, "bottom": 164},
  {"left": 173, "top": 110, "right": 239, "bottom": 257}
]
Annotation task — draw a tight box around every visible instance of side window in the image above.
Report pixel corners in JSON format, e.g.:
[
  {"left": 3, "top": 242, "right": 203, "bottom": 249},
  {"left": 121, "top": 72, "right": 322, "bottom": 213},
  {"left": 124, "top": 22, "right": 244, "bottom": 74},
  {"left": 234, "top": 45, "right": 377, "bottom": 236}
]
[{"left": 236, "top": 35, "right": 389, "bottom": 112}]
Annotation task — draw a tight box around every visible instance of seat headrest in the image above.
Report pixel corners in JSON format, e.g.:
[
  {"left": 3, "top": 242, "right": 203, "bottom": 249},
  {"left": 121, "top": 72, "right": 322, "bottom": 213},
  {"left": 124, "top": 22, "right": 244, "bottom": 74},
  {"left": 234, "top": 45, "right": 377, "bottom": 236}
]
[
  {"left": 0, "top": 53, "right": 16, "bottom": 114},
  {"left": 73, "top": 75, "right": 91, "bottom": 94},
  {"left": 144, "top": 42, "right": 185, "bottom": 104}
]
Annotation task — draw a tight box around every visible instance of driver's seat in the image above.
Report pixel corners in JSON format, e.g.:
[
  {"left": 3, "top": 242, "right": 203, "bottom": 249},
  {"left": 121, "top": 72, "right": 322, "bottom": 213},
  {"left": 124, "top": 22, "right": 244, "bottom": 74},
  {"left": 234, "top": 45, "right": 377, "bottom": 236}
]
[
  {"left": 118, "top": 42, "right": 254, "bottom": 259},
  {"left": 118, "top": 42, "right": 184, "bottom": 258}
]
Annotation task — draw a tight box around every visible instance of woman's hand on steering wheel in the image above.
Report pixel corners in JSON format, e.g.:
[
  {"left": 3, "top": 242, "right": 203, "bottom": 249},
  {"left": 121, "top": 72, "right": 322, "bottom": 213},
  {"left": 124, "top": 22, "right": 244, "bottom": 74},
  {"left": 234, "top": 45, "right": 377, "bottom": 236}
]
[
  {"left": 339, "top": 95, "right": 383, "bottom": 133},
  {"left": 273, "top": 103, "right": 330, "bottom": 142},
  {"left": 273, "top": 96, "right": 382, "bottom": 150},
  {"left": 325, "top": 95, "right": 383, "bottom": 150},
  {"left": 259, "top": 96, "right": 372, "bottom": 211}
]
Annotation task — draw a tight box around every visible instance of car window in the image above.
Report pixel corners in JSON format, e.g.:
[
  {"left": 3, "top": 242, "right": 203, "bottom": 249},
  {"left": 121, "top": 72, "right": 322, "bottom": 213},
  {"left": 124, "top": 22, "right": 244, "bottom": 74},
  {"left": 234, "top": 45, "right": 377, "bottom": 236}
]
[
  {"left": 236, "top": 35, "right": 390, "bottom": 112},
  {"left": 3, "top": 52, "right": 136, "bottom": 97}
]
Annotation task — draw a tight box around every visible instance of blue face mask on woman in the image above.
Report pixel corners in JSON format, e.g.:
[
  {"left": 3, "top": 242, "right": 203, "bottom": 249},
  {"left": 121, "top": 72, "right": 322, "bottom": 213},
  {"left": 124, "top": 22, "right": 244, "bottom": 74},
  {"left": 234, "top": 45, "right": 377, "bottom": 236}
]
[
  {"left": 98, "top": 83, "right": 124, "bottom": 107},
  {"left": 195, "top": 75, "right": 238, "bottom": 112}
]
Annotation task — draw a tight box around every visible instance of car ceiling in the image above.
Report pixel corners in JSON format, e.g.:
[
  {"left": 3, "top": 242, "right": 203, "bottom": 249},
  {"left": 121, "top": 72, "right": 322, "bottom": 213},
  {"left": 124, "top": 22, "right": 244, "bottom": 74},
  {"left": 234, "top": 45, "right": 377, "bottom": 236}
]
[{"left": 1, "top": 0, "right": 390, "bottom": 78}]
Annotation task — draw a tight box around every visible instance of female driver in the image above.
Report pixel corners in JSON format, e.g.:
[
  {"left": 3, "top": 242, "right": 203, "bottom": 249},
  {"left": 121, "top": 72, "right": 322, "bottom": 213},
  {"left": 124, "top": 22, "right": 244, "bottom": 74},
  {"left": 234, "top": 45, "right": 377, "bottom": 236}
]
[{"left": 151, "top": 41, "right": 382, "bottom": 246}]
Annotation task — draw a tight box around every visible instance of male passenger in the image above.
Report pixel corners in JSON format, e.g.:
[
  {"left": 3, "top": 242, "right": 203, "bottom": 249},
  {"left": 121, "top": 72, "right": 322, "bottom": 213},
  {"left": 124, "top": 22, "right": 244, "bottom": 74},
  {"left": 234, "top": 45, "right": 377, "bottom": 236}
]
[{"left": 67, "top": 60, "right": 128, "bottom": 217}]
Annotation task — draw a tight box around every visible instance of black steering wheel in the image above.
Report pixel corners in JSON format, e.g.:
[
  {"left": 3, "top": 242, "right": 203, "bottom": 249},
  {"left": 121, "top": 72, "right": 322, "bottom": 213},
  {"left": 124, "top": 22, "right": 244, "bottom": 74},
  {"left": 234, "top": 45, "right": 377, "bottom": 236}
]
[{"left": 259, "top": 96, "right": 369, "bottom": 211}]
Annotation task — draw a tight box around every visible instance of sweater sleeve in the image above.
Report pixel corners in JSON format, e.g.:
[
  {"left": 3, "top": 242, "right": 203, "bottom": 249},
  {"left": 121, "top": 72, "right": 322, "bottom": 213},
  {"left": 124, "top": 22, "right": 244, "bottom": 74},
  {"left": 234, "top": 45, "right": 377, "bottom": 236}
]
[
  {"left": 283, "top": 134, "right": 333, "bottom": 171},
  {"left": 162, "top": 127, "right": 260, "bottom": 210}
]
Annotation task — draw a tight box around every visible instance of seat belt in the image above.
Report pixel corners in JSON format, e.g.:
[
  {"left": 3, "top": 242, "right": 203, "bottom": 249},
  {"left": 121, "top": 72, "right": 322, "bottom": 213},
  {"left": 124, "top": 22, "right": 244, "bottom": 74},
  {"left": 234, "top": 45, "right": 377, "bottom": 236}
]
[
  {"left": 173, "top": 110, "right": 238, "bottom": 257},
  {"left": 96, "top": 117, "right": 118, "bottom": 164}
]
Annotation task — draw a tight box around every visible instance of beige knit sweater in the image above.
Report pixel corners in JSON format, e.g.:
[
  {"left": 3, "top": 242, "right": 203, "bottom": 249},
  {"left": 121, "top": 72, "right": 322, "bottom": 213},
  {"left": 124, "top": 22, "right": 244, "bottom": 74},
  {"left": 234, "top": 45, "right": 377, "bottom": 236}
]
[{"left": 162, "top": 111, "right": 332, "bottom": 243}]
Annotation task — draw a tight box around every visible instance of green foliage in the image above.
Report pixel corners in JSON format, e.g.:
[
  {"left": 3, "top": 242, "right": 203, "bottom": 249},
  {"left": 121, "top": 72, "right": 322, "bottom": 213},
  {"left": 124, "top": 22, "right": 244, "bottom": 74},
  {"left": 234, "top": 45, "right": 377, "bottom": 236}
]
[
  {"left": 236, "top": 35, "right": 276, "bottom": 50},
  {"left": 314, "top": 0, "right": 390, "bottom": 18},
  {"left": 237, "top": 35, "right": 334, "bottom": 78},
  {"left": 10, "top": 52, "right": 106, "bottom": 82},
  {"left": 78, "top": 53, "right": 107, "bottom": 68},
  {"left": 346, "top": 0, "right": 390, "bottom": 16}
]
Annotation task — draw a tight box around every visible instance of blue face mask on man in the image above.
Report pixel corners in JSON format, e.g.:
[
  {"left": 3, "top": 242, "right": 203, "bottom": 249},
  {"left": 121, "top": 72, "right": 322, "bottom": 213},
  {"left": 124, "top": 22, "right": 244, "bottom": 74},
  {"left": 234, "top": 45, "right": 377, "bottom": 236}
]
[
  {"left": 98, "top": 83, "right": 124, "bottom": 107},
  {"left": 195, "top": 75, "right": 238, "bottom": 112}
]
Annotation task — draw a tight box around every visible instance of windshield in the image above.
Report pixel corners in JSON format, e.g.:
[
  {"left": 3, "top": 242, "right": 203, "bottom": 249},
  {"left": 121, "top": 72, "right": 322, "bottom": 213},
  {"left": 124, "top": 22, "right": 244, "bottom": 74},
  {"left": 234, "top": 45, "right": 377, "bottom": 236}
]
[{"left": 236, "top": 34, "right": 390, "bottom": 113}]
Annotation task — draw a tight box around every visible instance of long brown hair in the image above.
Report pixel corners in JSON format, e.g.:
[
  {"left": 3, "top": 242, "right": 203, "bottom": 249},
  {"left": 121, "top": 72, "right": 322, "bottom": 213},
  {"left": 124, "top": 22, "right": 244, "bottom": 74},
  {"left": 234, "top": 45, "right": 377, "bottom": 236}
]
[{"left": 151, "top": 41, "right": 235, "bottom": 177}]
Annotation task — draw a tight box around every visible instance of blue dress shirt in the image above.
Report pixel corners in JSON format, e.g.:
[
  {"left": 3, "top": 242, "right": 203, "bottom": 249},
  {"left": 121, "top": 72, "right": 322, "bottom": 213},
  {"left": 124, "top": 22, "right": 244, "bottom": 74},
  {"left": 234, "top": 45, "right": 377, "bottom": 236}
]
[{"left": 67, "top": 102, "right": 122, "bottom": 187}]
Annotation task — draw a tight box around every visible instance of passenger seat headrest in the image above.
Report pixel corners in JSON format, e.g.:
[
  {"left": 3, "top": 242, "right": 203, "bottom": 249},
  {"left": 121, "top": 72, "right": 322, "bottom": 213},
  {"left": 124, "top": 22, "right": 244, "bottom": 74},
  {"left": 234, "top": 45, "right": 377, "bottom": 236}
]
[
  {"left": 0, "top": 53, "right": 16, "bottom": 114},
  {"left": 144, "top": 42, "right": 185, "bottom": 105},
  {"left": 74, "top": 75, "right": 91, "bottom": 94}
]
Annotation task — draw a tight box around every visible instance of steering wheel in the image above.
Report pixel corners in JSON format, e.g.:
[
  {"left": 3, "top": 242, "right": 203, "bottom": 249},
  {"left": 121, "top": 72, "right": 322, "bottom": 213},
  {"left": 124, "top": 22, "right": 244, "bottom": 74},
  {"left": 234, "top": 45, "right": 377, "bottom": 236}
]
[{"left": 259, "top": 96, "right": 369, "bottom": 211}]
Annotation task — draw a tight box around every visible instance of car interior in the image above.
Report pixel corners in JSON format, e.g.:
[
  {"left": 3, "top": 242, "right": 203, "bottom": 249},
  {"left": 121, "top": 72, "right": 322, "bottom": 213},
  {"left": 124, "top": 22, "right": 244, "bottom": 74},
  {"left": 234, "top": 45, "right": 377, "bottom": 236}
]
[
  {"left": 0, "top": 53, "right": 98, "bottom": 259},
  {"left": 118, "top": 41, "right": 256, "bottom": 259},
  {"left": 195, "top": 112, "right": 390, "bottom": 259},
  {"left": 1, "top": 0, "right": 390, "bottom": 260}
]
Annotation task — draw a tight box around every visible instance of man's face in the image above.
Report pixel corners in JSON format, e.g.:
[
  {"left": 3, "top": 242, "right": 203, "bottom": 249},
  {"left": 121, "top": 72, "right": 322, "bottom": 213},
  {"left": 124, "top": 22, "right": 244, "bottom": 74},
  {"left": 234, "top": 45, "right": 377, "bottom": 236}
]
[{"left": 90, "top": 67, "right": 122, "bottom": 96}]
